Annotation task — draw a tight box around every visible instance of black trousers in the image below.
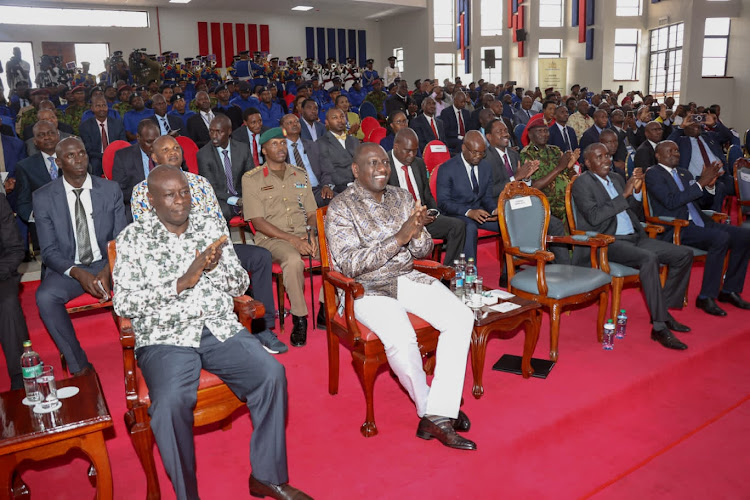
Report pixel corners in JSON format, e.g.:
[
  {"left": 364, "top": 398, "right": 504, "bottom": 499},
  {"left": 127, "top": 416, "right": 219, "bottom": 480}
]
[
  {"left": 0, "top": 276, "right": 29, "bottom": 390},
  {"left": 233, "top": 244, "right": 276, "bottom": 330},
  {"left": 426, "top": 214, "right": 466, "bottom": 265},
  {"left": 136, "top": 327, "right": 288, "bottom": 500}
]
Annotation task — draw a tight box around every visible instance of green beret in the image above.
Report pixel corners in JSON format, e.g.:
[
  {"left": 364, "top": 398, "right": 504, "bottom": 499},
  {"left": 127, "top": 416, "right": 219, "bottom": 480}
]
[{"left": 259, "top": 127, "right": 285, "bottom": 146}]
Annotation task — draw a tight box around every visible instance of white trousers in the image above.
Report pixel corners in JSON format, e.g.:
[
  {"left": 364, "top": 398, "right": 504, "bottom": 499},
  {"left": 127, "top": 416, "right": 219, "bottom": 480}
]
[{"left": 353, "top": 276, "right": 474, "bottom": 418}]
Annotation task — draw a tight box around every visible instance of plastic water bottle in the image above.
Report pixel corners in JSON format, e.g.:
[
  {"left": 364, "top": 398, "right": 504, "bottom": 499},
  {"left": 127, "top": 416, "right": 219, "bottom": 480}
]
[
  {"left": 20, "top": 341, "right": 43, "bottom": 402},
  {"left": 615, "top": 309, "right": 627, "bottom": 339},
  {"left": 602, "top": 320, "right": 615, "bottom": 350},
  {"left": 465, "top": 257, "right": 477, "bottom": 287},
  {"left": 451, "top": 259, "right": 465, "bottom": 298}
]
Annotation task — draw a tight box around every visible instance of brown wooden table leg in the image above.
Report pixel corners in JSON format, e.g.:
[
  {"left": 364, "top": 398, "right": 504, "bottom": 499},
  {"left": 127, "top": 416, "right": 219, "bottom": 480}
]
[
  {"left": 470, "top": 324, "right": 491, "bottom": 399},
  {"left": 521, "top": 310, "right": 542, "bottom": 379},
  {"left": 77, "top": 432, "right": 113, "bottom": 500}
]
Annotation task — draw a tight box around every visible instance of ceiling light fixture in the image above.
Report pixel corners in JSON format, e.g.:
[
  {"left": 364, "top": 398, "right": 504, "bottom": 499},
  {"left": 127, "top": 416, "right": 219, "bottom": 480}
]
[
  {"left": 291, "top": 5, "right": 314, "bottom": 11},
  {"left": 169, "top": 0, "right": 192, "bottom": 3}
]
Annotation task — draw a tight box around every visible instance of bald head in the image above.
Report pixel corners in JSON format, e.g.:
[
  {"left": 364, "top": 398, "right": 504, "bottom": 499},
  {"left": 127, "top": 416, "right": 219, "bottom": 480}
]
[
  {"left": 147, "top": 165, "right": 192, "bottom": 232},
  {"left": 462, "top": 130, "right": 486, "bottom": 166},
  {"left": 147, "top": 165, "right": 187, "bottom": 194},
  {"left": 150, "top": 135, "right": 183, "bottom": 167}
]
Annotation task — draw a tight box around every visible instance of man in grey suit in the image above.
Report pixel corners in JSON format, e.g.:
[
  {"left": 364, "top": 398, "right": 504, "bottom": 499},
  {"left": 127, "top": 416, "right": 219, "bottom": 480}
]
[
  {"left": 280, "top": 113, "right": 334, "bottom": 207},
  {"left": 33, "top": 137, "right": 128, "bottom": 374},
  {"left": 513, "top": 96, "right": 535, "bottom": 127},
  {"left": 299, "top": 99, "right": 326, "bottom": 142},
  {"left": 317, "top": 108, "right": 359, "bottom": 193},
  {"left": 388, "top": 129, "right": 465, "bottom": 265},
  {"left": 571, "top": 143, "right": 693, "bottom": 350},
  {"left": 112, "top": 120, "right": 161, "bottom": 221},
  {"left": 24, "top": 109, "right": 71, "bottom": 156},
  {"left": 197, "top": 115, "right": 255, "bottom": 223},
  {"left": 484, "top": 119, "right": 538, "bottom": 198}
]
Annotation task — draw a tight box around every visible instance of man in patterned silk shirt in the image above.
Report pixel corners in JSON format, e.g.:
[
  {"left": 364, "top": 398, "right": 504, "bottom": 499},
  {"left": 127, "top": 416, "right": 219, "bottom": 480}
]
[
  {"left": 325, "top": 142, "right": 477, "bottom": 451},
  {"left": 112, "top": 166, "right": 311, "bottom": 500}
]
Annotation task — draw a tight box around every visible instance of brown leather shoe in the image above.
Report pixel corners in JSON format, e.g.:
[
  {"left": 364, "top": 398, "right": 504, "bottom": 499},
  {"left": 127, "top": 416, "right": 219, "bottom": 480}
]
[
  {"left": 249, "top": 475, "right": 313, "bottom": 500},
  {"left": 416, "top": 417, "right": 477, "bottom": 450},
  {"left": 452, "top": 410, "right": 471, "bottom": 432}
]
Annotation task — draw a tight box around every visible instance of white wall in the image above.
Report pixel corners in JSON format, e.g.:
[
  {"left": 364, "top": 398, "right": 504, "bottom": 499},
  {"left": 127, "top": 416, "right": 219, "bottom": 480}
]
[{"left": 378, "top": 8, "right": 430, "bottom": 85}]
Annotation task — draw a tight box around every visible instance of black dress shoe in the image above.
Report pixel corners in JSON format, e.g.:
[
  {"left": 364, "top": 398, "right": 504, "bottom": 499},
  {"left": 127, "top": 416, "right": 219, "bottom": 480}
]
[
  {"left": 452, "top": 410, "right": 471, "bottom": 432},
  {"left": 665, "top": 317, "right": 691, "bottom": 333},
  {"left": 416, "top": 417, "right": 477, "bottom": 450},
  {"left": 290, "top": 315, "right": 308, "bottom": 347},
  {"left": 718, "top": 291, "right": 750, "bottom": 310},
  {"left": 695, "top": 297, "right": 727, "bottom": 317},
  {"left": 249, "top": 475, "right": 313, "bottom": 500},
  {"left": 651, "top": 328, "right": 688, "bottom": 350},
  {"left": 316, "top": 303, "right": 327, "bottom": 329}
]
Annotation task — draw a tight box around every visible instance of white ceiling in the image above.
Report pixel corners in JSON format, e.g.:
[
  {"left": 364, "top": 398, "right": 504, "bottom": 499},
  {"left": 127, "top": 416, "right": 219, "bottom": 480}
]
[{"left": 14, "top": 0, "right": 425, "bottom": 20}]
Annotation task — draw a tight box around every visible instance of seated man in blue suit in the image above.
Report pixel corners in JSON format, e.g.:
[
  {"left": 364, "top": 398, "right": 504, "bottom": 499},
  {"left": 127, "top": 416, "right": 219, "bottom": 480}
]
[
  {"left": 667, "top": 112, "right": 735, "bottom": 211},
  {"left": 578, "top": 109, "right": 610, "bottom": 159},
  {"left": 33, "top": 137, "right": 128, "bottom": 375},
  {"left": 646, "top": 141, "right": 750, "bottom": 317},
  {"left": 1, "top": 131, "right": 27, "bottom": 247},
  {"left": 79, "top": 95, "right": 127, "bottom": 177},
  {"left": 438, "top": 91, "right": 472, "bottom": 155},
  {"left": 435, "top": 130, "right": 498, "bottom": 261},
  {"left": 547, "top": 105, "right": 578, "bottom": 153},
  {"left": 15, "top": 120, "right": 61, "bottom": 224}
]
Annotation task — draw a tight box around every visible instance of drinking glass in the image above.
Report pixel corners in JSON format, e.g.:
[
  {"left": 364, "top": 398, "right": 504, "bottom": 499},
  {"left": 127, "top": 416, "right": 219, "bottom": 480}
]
[{"left": 36, "top": 365, "right": 58, "bottom": 411}]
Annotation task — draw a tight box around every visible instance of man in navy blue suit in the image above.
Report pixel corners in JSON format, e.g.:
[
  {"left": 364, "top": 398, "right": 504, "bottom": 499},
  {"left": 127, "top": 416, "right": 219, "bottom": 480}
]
[
  {"left": 547, "top": 105, "right": 578, "bottom": 152},
  {"left": 299, "top": 99, "right": 326, "bottom": 142},
  {"left": 578, "top": 109, "right": 610, "bottom": 159},
  {"left": 667, "top": 112, "right": 734, "bottom": 211},
  {"left": 435, "top": 130, "right": 498, "bottom": 261},
  {"left": 33, "top": 137, "right": 128, "bottom": 374},
  {"left": 15, "top": 121, "right": 60, "bottom": 224},
  {"left": 438, "top": 91, "right": 472, "bottom": 154},
  {"left": 646, "top": 141, "right": 750, "bottom": 317},
  {"left": 112, "top": 120, "right": 161, "bottom": 221},
  {"left": 79, "top": 95, "right": 127, "bottom": 177},
  {"left": 410, "top": 97, "right": 446, "bottom": 153}
]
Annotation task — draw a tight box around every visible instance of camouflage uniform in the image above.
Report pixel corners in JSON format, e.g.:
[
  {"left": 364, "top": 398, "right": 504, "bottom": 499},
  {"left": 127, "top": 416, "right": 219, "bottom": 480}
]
[
  {"left": 364, "top": 90, "right": 388, "bottom": 118},
  {"left": 113, "top": 102, "right": 132, "bottom": 118},
  {"left": 63, "top": 104, "right": 87, "bottom": 135},
  {"left": 189, "top": 97, "right": 217, "bottom": 114},
  {"left": 522, "top": 143, "right": 571, "bottom": 226}
]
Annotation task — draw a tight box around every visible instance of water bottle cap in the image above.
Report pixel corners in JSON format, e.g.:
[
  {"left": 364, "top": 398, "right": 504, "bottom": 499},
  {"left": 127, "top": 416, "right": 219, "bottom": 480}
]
[
  {"left": 607, "top": 319, "right": 614, "bottom": 323},
  {"left": 620, "top": 309, "right": 625, "bottom": 313},
  {"left": 23, "top": 340, "right": 32, "bottom": 347}
]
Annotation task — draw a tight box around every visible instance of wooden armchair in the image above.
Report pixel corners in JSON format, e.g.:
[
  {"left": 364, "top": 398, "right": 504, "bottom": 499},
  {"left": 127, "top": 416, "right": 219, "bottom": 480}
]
[
  {"left": 497, "top": 182, "right": 612, "bottom": 361},
  {"left": 565, "top": 175, "right": 667, "bottom": 319},
  {"left": 107, "top": 241, "right": 265, "bottom": 499},
  {"left": 316, "top": 206, "right": 454, "bottom": 437},
  {"left": 642, "top": 179, "right": 729, "bottom": 305}
]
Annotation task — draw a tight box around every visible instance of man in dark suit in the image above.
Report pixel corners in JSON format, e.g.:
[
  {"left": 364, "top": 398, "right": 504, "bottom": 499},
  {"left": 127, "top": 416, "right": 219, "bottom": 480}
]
[
  {"left": 468, "top": 94, "right": 494, "bottom": 132},
  {"left": 298, "top": 99, "right": 326, "bottom": 142},
  {"left": 197, "top": 115, "right": 255, "bottom": 223},
  {"left": 15, "top": 120, "right": 60, "bottom": 224},
  {"left": 667, "top": 112, "right": 734, "bottom": 211},
  {"left": 633, "top": 121, "right": 663, "bottom": 171},
  {"left": 547, "top": 105, "right": 579, "bottom": 153},
  {"left": 33, "top": 137, "right": 128, "bottom": 375},
  {"left": 609, "top": 109, "right": 629, "bottom": 163},
  {"left": 79, "top": 95, "right": 126, "bottom": 177},
  {"left": 435, "top": 131, "right": 498, "bottom": 260},
  {"left": 186, "top": 91, "right": 214, "bottom": 148},
  {"left": 410, "top": 97, "right": 446, "bottom": 154},
  {"left": 599, "top": 129, "right": 628, "bottom": 178},
  {"left": 280, "top": 113, "right": 334, "bottom": 207},
  {"left": 573, "top": 144, "right": 693, "bottom": 350},
  {"left": 484, "top": 119, "right": 538, "bottom": 198},
  {"left": 0, "top": 192, "right": 28, "bottom": 390},
  {"left": 384, "top": 80, "right": 412, "bottom": 119},
  {"left": 646, "top": 141, "right": 750, "bottom": 316},
  {"left": 488, "top": 100, "right": 518, "bottom": 149},
  {"left": 112, "top": 120, "right": 161, "bottom": 221},
  {"left": 1, "top": 133, "right": 26, "bottom": 197},
  {"left": 388, "top": 129, "right": 465, "bottom": 265},
  {"left": 148, "top": 93, "right": 182, "bottom": 136},
  {"left": 317, "top": 108, "right": 359, "bottom": 192},
  {"left": 578, "top": 109, "right": 610, "bottom": 157},
  {"left": 231, "top": 107, "right": 268, "bottom": 167},
  {"left": 24, "top": 109, "right": 72, "bottom": 156},
  {"left": 438, "top": 91, "right": 472, "bottom": 154}
]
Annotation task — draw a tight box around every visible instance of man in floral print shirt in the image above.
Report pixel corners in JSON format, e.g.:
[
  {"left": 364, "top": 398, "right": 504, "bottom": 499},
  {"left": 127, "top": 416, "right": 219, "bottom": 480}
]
[{"left": 112, "top": 165, "right": 311, "bottom": 500}]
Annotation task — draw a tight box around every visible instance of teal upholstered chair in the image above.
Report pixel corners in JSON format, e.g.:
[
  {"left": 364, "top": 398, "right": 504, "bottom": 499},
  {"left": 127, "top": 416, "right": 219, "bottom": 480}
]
[
  {"left": 733, "top": 158, "right": 750, "bottom": 228},
  {"left": 497, "top": 181, "right": 612, "bottom": 361}
]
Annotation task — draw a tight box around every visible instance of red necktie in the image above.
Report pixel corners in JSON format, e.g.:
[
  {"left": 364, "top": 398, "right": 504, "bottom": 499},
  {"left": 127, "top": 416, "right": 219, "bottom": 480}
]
[
  {"left": 100, "top": 122, "right": 109, "bottom": 151},
  {"left": 458, "top": 110, "right": 465, "bottom": 136},
  {"left": 430, "top": 117, "right": 439, "bottom": 139},
  {"left": 696, "top": 137, "right": 712, "bottom": 167},
  {"left": 149, "top": 158, "right": 155, "bottom": 171},
  {"left": 401, "top": 165, "right": 417, "bottom": 201},
  {"left": 252, "top": 133, "right": 260, "bottom": 165}
]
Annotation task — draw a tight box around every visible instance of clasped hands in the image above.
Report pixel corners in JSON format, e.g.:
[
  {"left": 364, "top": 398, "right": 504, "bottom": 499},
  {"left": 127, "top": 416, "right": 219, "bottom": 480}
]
[
  {"left": 623, "top": 167, "right": 644, "bottom": 197},
  {"left": 177, "top": 235, "right": 228, "bottom": 293},
  {"left": 396, "top": 205, "right": 430, "bottom": 245}
]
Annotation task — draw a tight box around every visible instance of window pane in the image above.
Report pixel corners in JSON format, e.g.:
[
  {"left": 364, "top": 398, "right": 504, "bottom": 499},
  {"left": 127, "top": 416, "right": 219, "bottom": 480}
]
[
  {"left": 481, "top": 0, "right": 503, "bottom": 36},
  {"left": 539, "top": 0, "right": 564, "bottom": 28},
  {"left": 705, "top": 18, "right": 730, "bottom": 36},
  {"left": 615, "top": 29, "right": 639, "bottom": 44},
  {"left": 0, "top": 42, "right": 35, "bottom": 93},
  {"left": 539, "top": 38, "right": 562, "bottom": 57},
  {"left": 0, "top": 6, "right": 148, "bottom": 27},
  {"left": 703, "top": 38, "right": 728, "bottom": 57},
  {"left": 702, "top": 58, "right": 726, "bottom": 77},
  {"left": 616, "top": 0, "right": 641, "bottom": 16},
  {"left": 434, "top": 0, "right": 455, "bottom": 42},
  {"left": 74, "top": 43, "right": 109, "bottom": 78},
  {"left": 614, "top": 46, "right": 636, "bottom": 64},
  {"left": 434, "top": 53, "right": 454, "bottom": 83}
]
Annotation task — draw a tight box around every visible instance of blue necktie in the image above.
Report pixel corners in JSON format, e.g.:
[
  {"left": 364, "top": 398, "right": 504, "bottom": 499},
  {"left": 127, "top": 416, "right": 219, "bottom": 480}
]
[
  {"left": 470, "top": 166, "right": 479, "bottom": 195},
  {"left": 670, "top": 169, "right": 704, "bottom": 228},
  {"left": 48, "top": 157, "right": 58, "bottom": 180}
]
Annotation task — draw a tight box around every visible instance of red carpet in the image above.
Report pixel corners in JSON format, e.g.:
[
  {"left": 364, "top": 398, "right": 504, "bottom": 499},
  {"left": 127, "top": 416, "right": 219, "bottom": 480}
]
[{"left": 2, "top": 239, "right": 750, "bottom": 499}]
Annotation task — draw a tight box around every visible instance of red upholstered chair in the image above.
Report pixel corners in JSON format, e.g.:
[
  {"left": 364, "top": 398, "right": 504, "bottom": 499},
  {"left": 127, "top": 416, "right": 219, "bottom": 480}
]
[
  {"left": 422, "top": 140, "right": 451, "bottom": 174},
  {"left": 175, "top": 135, "right": 199, "bottom": 174},
  {"left": 360, "top": 116, "right": 379, "bottom": 141},
  {"left": 368, "top": 126, "right": 387, "bottom": 145},
  {"left": 107, "top": 240, "right": 266, "bottom": 499},
  {"left": 284, "top": 94, "right": 296, "bottom": 108},
  {"left": 102, "top": 140, "right": 130, "bottom": 180},
  {"left": 316, "top": 206, "right": 454, "bottom": 437}
]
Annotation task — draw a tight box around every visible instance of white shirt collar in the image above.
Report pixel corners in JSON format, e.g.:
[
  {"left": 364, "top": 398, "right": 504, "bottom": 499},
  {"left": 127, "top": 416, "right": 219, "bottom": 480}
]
[
  {"left": 95, "top": 118, "right": 107, "bottom": 127},
  {"left": 658, "top": 162, "right": 674, "bottom": 173},
  {"left": 648, "top": 140, "right": 658, "bottom": 149},
  {"left": 63, "top": 174, "right": 92, "bottom": 193},
  {"left": 41, "top": 151, "right": 56, "bottom": 163},
  {"left": 392, "top": 153, "right": 406, "bottom": 171}
]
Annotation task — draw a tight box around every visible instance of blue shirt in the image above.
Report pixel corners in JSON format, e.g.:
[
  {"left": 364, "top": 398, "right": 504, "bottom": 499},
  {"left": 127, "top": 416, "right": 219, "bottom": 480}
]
[
  {"left": 140, "top": 147, "right": 151, "bottom": 179},
  {"left": 594, "top": 174, "right": 635, "bottom": 236},
  {"left": 229, "top": 95, "right": 260, "bottom": 112},
  {"left": 168, "top": 109, "right": 195, "bottom": 129},
  {"left": 123, "top": 108, "right": 155, "bottom": 135},
  {"left": 286, "top": 138, "right": 318, "bottom": 187},
  {"left": 258, "top": 102, "right": 284, "bottom": 128}
]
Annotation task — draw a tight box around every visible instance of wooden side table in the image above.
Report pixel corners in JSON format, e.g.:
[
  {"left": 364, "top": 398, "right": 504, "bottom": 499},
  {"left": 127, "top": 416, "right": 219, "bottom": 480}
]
[
  {"left": 0, "top": 371, "right": 114, "bottom": 499},
  {"left": 469, "top": 295, "right": 542, "bottom": 399}
]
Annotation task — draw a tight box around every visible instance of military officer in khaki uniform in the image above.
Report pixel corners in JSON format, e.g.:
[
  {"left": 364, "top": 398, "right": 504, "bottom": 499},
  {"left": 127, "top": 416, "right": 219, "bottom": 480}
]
[{"left": 243, "top": 127, "right": 318, "bottom": 347}]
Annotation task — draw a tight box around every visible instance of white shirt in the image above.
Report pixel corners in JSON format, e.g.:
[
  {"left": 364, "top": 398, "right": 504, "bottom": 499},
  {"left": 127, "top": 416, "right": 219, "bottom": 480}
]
[
  {"left": 200, "top": 110, "right": 214, "bottom": 128},
  {"left": 425, "top": 114, "right": 440, "bottom": 139},
  {"left": 63, "top": 174, "right": 102, "bottom": 274},
  {"left": 658, "top": 162, "right": 714, "bottom": 199},
  {"left": 95, "top": 118, "right": 108, "bottom": 153},
  {"left": 156, "top": 114, "right": 171, "bottom": 135},
  {"left": 453, "top": 106, "right": 465, "bottom": 139},
  {"left": 392, "top": 154, "right": 422, "bottom": 205},
  {"left": 303, "top": 120, "right": 318, "bottom": 141}
]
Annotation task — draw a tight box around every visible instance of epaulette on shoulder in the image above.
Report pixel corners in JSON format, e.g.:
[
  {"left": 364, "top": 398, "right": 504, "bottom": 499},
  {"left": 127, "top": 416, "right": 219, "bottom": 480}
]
[
  {"left": 245, "top": 165, "right": 264, "bottom": 177},
  {"left": 289, "top": 163, "right": 307, "bottom": 173}
]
